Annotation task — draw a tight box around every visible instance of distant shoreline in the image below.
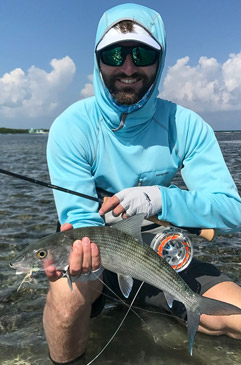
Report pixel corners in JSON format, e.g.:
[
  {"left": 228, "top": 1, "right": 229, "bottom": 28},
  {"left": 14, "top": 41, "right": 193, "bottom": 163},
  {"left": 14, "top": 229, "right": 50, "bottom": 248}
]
[
  {"left": 0, "top": 127, "right": 49, "bottom": 134},
  {"left": 0, "top": 127, "right": 240, "bottom": 134}
]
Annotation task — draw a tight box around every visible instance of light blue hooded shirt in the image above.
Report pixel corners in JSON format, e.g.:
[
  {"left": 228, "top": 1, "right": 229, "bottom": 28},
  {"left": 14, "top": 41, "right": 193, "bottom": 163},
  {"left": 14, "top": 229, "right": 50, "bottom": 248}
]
[{"left": 47, "top": 3, "right": 241, "bottom": 233}]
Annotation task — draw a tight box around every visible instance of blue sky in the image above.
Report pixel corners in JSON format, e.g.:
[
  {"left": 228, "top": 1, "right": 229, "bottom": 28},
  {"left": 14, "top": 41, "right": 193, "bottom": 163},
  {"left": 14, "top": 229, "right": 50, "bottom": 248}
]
[{"left": 0, "top": 0, "right": 241, "bottom": 130}]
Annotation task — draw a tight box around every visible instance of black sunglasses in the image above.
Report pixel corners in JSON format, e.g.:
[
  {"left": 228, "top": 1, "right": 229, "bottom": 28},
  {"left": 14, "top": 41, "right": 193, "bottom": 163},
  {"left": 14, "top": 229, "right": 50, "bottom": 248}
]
[{"left": 98, "top": 44, "right": 160, "bottom": 67}]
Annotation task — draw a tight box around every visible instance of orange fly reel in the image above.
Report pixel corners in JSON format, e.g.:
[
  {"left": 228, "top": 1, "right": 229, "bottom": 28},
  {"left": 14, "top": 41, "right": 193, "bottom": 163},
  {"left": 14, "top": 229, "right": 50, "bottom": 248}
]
[{"left": 150, "top": 229, "right": 193, "bottom": 272}]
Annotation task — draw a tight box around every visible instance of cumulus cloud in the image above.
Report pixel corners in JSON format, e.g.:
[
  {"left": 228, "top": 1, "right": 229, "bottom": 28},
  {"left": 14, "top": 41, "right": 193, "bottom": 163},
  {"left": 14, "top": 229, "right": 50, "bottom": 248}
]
[
  {"left": 159, "top": 52, "right": 241, "bottom": 112},
  {"left": 80, "top": 74, "right": 94, "bottom": 98},
  {"left": 0, "top": 56, "right": 76, "bottom": 119}
]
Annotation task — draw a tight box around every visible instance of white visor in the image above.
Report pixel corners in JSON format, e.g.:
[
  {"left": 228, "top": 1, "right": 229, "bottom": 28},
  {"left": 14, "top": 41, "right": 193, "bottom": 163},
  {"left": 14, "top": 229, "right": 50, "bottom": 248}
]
[{"left": 96, "top": 23, "right": 161, "bottom": 51}]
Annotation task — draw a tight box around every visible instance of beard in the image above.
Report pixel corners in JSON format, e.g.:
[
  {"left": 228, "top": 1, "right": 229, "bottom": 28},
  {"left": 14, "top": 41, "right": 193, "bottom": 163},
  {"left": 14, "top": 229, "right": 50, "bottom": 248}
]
[{"left": 102, "top": 71, "right": 156, "bottom": 105}]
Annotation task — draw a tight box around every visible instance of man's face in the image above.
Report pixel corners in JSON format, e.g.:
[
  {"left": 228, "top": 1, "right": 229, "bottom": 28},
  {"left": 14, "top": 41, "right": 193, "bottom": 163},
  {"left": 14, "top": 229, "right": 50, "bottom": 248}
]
[{"left": 99, "top": 42, "right": 159, "bottom": 105}]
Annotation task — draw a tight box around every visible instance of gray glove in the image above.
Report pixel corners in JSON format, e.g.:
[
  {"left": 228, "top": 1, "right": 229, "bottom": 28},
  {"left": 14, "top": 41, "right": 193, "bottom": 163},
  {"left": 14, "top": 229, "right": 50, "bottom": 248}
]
[{"left": 115, "top": 186, "right": 162, "bottom": 218}]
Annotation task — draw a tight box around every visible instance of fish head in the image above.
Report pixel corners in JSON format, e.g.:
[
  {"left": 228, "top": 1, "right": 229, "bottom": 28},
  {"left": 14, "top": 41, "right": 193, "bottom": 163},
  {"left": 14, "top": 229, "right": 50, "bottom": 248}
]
[
  {"left": 10, "top": 250, "right": 35, "bottom": 274},
  {"left": 10, "top": 233, "right": 73, "bottom": 274},
  {"left": 10, "top": 247, "right": 52, "bottom": 274}
]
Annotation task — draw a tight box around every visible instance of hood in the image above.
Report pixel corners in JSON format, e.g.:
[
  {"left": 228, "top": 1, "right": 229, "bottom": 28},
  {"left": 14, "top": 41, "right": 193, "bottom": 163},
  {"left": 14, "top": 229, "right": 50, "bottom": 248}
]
[{"left": 93, "top": 3, "right": 166, "bottom": 135}]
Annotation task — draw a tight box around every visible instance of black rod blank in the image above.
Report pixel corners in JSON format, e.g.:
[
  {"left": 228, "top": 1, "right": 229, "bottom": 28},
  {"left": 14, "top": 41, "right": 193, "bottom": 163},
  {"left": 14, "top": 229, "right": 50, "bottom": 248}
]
[
  {"left": 0, "top": 168, "right": 215, "bottom": 240},
  {"left": 0, "top": 168, "right": 100, "bottom": 203}
]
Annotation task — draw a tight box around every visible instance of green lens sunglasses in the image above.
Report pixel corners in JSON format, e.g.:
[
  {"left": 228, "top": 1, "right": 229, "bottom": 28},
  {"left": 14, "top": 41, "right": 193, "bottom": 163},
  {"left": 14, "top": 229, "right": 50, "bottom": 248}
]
[{"left": 99, "top": 44, "right": 160, "bottom": 67}]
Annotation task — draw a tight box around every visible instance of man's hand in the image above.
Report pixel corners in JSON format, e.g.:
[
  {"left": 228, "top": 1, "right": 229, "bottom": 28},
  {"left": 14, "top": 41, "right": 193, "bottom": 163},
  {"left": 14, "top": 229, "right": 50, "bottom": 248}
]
[
  {"left": 44, "top": 223, "right": 101, "bottom": 282},
  {"left": 99, "top": 186, "right": 162, "bottom": 219},
  {"left": 99, "top": 195, "right": 125, "bottom": 217}
]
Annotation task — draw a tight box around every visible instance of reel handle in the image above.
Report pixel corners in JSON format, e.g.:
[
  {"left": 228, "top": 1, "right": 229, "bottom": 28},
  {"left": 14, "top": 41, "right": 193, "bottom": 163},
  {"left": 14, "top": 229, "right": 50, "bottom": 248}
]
[{"left": 147, "top": 215, "right": 215, "bottom": 241}]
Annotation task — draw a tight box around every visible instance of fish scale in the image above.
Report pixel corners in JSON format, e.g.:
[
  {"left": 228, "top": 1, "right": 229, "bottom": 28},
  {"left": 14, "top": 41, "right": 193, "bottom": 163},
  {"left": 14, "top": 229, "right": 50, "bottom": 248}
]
[
  {"left": 77, "top": 226, "right": 195, "bottom": 304},
  {"left": 10, "top": 214, "right": 241, "bottom": 355}
]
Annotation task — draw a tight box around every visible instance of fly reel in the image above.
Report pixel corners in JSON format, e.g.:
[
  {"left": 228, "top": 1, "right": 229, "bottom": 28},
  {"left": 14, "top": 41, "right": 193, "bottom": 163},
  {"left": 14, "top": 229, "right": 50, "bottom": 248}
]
[{"left": 150, "top": 228, "right": 193, "bottom": 272}]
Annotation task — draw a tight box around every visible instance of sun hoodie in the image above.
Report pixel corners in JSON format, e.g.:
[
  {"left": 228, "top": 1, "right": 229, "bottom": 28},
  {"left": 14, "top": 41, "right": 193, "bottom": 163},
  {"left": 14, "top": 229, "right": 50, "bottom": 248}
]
[{"left": 47, "top": 3, "right": 241, "bottom": 234}]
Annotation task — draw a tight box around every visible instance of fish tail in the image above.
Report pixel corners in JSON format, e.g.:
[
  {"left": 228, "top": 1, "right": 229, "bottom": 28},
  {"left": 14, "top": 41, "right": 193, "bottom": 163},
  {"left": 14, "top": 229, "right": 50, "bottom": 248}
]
[{"left": 186, "top": 294, "right": 241, "bottom": 355}]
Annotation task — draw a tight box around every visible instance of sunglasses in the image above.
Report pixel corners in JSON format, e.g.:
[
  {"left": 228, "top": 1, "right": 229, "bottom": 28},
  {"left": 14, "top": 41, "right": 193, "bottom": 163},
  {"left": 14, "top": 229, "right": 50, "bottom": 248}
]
[{"left": 98, "top": 44, "right": 160, "bottom": 67}]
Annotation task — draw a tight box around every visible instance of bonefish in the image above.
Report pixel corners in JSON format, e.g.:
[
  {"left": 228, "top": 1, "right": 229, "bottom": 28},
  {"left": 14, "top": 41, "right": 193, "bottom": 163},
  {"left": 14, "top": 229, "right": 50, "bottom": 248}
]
[{"left": 10, "top": 214, "right": 241, "bottom": 355}]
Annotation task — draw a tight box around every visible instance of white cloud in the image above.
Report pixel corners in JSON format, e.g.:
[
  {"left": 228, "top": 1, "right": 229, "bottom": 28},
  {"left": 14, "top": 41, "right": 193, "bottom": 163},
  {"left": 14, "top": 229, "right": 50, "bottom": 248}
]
[
  {"left": 80, "top": 74, "right": 94, "bottom": 98},
  {"left": 159, "top": 52, "right": 241, "bottom": 112},
  {"left": 0, "top": 56, "right": 76, "bottom": 119}
]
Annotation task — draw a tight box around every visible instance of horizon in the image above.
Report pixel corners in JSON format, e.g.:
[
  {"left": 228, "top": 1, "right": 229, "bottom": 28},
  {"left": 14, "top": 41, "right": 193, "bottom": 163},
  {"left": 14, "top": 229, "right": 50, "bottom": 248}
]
[{"left": 1, "top": 126, "right": 241, "bottom": 133}]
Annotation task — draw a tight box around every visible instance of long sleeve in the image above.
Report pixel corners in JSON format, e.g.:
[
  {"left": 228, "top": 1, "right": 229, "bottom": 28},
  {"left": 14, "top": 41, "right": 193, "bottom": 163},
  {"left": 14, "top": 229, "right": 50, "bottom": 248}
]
[
  {"left": 158, "top": 108, "right": 241, "bottom": 233},
  {"left": 47, "top": 103, "right": 104, "bottom": 229}
]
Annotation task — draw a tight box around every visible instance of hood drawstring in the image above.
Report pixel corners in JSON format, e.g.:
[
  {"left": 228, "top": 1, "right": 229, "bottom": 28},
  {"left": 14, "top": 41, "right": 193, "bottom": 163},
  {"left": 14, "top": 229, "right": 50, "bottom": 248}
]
[{"left": 112, "top": 113, "right": 128, "bottom": 132}]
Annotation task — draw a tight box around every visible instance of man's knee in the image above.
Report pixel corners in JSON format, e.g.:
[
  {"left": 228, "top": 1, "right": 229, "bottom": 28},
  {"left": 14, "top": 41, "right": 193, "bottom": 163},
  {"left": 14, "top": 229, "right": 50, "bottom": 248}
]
[
  {"left": 44, "top": 279, "right": 102, "bottom": 318},
  {"left": 44, "top": 281, "right": 93, "bottom": 325}
]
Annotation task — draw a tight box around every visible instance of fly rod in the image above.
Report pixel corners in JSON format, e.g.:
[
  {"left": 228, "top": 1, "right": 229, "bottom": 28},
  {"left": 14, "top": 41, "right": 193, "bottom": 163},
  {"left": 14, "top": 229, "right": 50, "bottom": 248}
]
[
  {"left": 0, "top": 167, "right": 215, "bottom": 241},
  {"left": 0, "top": 168, "right": 100, "bottom": 203}
]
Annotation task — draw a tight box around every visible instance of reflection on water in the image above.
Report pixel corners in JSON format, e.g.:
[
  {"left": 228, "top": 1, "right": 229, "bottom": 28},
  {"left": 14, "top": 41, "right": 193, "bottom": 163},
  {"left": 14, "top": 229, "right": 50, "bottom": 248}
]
[{"left": 0, "top": 132, "right": 241, "bottom": 364}]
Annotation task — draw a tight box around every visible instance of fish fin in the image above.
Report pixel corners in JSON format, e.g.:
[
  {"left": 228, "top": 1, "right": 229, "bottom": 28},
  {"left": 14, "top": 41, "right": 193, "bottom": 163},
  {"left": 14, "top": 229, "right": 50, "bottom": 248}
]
[
  {"left": 163, "top": 291, "right": 175, "bottom": 308},
  {"left": 117, "top": 273, "right": 134, "bottom": 298},
  {"left": 66, "top": 274, "right": 73, "bottom": 292},
  {"left": 112, "top": 214, "right": 145, "bottom": 243},
  {"left": 186, "top": 294, "right": 241, "bottom": 355},
  {"left": 62, "top": 266, "right": 73, "bottom": 292},
  {"left": 198, "top": 295, "right": 241, "bottom": 316},
  {"left": 186, "top": 309, "right": 200, "bottom": 356}
]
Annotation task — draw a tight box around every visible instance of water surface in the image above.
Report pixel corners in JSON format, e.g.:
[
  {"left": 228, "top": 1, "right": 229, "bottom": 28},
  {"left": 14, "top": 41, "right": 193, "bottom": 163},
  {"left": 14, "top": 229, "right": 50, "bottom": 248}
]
[{"left": 0, "top": 132, "right": 241, "bottom": 364}]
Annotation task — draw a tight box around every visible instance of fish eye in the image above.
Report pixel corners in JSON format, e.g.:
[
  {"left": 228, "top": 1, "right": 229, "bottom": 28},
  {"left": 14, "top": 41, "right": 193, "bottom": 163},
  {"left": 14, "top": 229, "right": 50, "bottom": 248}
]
[{"left": 36, "top": 249, "right": 48, "bottom": 260}]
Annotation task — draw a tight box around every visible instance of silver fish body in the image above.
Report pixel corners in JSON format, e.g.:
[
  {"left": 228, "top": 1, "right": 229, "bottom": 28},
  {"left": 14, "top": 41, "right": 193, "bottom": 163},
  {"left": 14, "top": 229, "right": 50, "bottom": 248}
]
[{"left": 10, "top": 214, "right": 241, "bottom": 355}]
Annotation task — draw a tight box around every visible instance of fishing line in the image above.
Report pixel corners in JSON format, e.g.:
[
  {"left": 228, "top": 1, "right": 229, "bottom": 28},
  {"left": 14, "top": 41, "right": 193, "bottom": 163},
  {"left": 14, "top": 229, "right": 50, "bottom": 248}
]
[
  {"left": 90, "top": 281, "right": 178, "bottom": 320},
  {"left": 86, "top": 281, "right": 145, "bottom": 365},
  {"left": 94, "top": 275, "right": 149, "bottom": 327},
  {"left": 90, "top": 275, "right": 153, "bottom": 338},
  {"left": 90, "top": 276, "right": 184, "bottom": 353}
]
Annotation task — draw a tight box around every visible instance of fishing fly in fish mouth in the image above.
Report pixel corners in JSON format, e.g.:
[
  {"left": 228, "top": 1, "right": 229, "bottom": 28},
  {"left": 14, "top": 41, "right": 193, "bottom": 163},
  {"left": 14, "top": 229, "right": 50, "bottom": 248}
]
[{"left": 6, "top": 2, "right": 241, "bottom": 365}]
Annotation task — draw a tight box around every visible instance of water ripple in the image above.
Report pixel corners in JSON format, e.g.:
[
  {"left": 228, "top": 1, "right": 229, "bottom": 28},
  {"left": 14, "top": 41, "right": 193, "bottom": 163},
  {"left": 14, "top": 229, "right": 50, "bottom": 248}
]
[{"left": 0, "top": 133, "right": 241, "bottom": 364}]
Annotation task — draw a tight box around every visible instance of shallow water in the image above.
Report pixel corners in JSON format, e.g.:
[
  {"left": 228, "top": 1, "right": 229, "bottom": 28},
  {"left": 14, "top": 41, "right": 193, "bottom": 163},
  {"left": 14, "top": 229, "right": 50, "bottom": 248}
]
[{"left": 0, "top": 132, "right": 241, "bottom": 364}]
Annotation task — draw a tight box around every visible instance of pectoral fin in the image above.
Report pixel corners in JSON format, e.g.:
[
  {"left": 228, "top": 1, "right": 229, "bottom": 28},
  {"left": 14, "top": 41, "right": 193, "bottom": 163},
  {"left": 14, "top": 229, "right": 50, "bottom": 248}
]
[
  {"left": 117, "top": 273, "right": 134, "bottom": 298},
  {"left": 62, "top": 265, "right": 73, "bottom": 292}
]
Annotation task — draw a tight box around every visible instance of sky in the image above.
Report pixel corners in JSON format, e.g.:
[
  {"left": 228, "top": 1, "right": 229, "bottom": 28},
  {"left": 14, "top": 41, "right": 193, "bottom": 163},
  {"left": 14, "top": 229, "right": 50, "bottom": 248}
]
[{"left": 0, "top": 0, "right": 241, "bottom": 130}]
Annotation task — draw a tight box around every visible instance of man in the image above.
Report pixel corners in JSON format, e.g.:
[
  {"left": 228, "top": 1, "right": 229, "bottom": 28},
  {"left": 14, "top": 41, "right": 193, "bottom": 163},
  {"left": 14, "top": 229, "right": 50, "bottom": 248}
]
[{"left": 46, "top": 3, "right": 241, "bottom": 364}]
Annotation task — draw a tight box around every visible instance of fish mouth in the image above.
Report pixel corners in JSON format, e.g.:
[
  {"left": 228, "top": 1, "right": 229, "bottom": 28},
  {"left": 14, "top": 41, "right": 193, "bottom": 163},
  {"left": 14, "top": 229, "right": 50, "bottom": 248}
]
[
  {"left": 9, "top": 261, "right": 15, "bottom": 269},
  {"left": 9, "top": 261, "right": 31, "bottom": 274}
]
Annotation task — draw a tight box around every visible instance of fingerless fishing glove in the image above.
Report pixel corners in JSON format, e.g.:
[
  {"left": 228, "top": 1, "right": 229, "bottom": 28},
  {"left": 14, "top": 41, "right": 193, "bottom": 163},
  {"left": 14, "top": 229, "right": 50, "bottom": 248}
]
[{"left": 115, "top": 186, "right": 162, "bottom": 218}]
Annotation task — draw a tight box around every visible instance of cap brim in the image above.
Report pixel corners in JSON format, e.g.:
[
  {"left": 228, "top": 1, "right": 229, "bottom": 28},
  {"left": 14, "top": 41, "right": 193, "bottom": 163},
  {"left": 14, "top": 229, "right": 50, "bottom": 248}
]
[{"left": 96, "top": 31, "right": 161, "bottom": 51}]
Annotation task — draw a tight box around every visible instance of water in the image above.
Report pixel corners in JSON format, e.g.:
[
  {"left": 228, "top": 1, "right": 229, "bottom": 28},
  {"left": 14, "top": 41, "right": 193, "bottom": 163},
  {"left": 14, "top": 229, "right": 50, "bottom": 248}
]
[{"left": 0, "top": 132, "right": 241, "bottom": 365}]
